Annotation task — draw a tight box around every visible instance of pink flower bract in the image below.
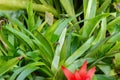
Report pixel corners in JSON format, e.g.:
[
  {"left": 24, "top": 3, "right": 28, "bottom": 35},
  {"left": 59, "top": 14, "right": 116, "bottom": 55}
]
[{"left": 61, "top": 61, "right": 96, "bottom": 80}]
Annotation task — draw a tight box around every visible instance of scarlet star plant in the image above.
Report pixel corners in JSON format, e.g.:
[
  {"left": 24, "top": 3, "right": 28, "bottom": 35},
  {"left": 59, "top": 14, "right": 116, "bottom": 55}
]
[
  {"left": 61, "top": 61, "right": 96, "bottom": 80},
  {"left": 0, "top": 0, "right": 120, "bottom": 80}
]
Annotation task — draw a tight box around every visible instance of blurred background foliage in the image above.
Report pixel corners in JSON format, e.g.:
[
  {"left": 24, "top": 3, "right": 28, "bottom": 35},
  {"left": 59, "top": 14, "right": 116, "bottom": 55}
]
[{"left": 0, "top": 0, "right": 120, "bottom": 80}]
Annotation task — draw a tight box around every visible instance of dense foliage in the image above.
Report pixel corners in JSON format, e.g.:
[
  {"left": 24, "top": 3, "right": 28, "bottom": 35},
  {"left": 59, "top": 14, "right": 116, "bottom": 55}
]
[{"left": 0, "top": 0, "right": 120, "bottom": 80}]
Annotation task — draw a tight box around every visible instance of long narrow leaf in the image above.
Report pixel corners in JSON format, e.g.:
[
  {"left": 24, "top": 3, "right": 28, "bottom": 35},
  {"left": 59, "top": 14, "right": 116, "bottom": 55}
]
[
  {"left": 16, "top": 67, "right": 39, "bottom": 80},
  {"left": 4, "top": 25, "right": 35, "bottom": 50},
  {"left": 93, "top": 17, "right": 107, "bottom": 45},
  {"left": 81, "top": 13, "right": 111, "bottom": 40},
  {"left": 97, "top": 0, "right": 112, "bottom": 14},
  {"left": 60, "top": 0, "right": 75, "bottom": 16},
  {"left": 50, "top": 12, "right": 82, "bottom": 43},
  {"left": 10, "top": 62, "right": 45, "bottom": 80},
  {"left": 107, "top": 16, "right": 120, "bottom": 34},
  {"left": 0, "top": 56, "right": 22, "bottom": 76},
  {"left": 65, "top": 37, "right": 94, "bottom": 66},
  {"left": 0, "top": 0, "right": 58, "bottom": 17},
  {"left": 51, "top": 28, "right": 67, "bottom": 72},
  {"left": 85, "top": 0, "right": 96, "bottom": 19}
]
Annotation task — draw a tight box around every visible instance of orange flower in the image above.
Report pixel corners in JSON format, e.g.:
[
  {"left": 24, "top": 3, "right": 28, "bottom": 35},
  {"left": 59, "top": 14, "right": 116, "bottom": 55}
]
[{"left": 61, "top": 61, "right": 96, "bottom": 80}]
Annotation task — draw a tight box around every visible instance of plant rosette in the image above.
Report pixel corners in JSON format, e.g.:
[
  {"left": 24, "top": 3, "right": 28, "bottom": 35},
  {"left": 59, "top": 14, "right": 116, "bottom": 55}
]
[{"left": 61, "top": 61, "right": 96, "bottom": 80}]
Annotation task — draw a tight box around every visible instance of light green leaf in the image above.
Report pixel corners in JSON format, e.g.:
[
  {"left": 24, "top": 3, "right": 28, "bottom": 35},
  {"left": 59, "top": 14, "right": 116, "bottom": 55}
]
[
  {"left": 0, "top": 0, "right": 58, "bottom": 17},
  {"left": 44, "top": 19, "right": 64, "bottom": 42},
  {"left": 106, "top": 41, "right": 120, "bottom": 55},
  {"left": 51, "top": 27, "right": 67, "bottom": 72},
  {"left": 0, "top": 31, "right": 14, "bottom": 52},
  {"left": 16, "top": 67, "right": 39, "bottom": 80},
  {"left": 81, "top": 13, "right": 111, "bottom": 40},
  {"left": 93, "top": 17, "right": 107, "bottom": 45},
  {"left": 10, "top": 62, "right": 45, "bottom": 80},
  {"left": 51, "top": 12, "right": 82, "bottom": 43},
  {"left": 33, "top": 32, "right": 54, "bottom": 64},
  {"left": 60, "top": 0, "right": 75, "bottom": 17},
  {"left": 108, "top": 32, "right": 120, "bottom": 42},
  {"left": 107, "top": 16, "right": 120, "bottom": 34},
  {"left": 85, "top": 37, "right": 112, "bottom": 58},
  {"left": 83, "top": 0, "right": 88, "bottom": 18},
  {"left": 114, "top": 53, "right": 120, "bottom": 68},
  {"left": 67, "top": 58, "right": 95, "bottom": 72},
  {"left": 27, "top": 0, "right": 35, "bottom": 31},
  {"left": 96, "top": 75, "right": 116, "bottom": 80},
  {"left": 0, "top": 56, "right": 22, "bottom": 76},
  {"left": 97, "top": 64, "right": 111, "bottom": 75},
  {"left": 4, "top": 25, "right": 35, "bottom": 50},
  {"left": 65, "top": 36, "right": 94, "bottom": 66},
  {"left": 11, "top": 17, "right": 54, "bottom": 64},
  {"left": 85, "top": 0, "right": 96, "bottom": 19},
  {"left": 97, "top": 0, "right": 111, "bottom": 14}
]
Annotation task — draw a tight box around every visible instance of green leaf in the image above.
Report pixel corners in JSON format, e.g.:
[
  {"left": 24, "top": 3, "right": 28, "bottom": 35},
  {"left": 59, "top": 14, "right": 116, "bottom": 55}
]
[
  {"left": 84, "top": 0, "right": 97, "bottom": 19},
  {"left": 106, "top": 41, "right": 120, "bottom": 55},
  {"left": 46, "top": 0, "right": 54, "bottom": 6},
  {"left": 0, "top": 56, "right": 22, "bottom": 76},
  {"left": 114, "top": 53, "right": 120, "bottom": 68},
  {"left": 33, "top": 32, "right": 54, "bottom": 64},
  {"left": 10, "top": 62, "right": 45, "bottom": 80},
  {"left": 51, "top": 27, "right": 67, "bottom": 72},
  {"left": 96, "top": 75, "right": 116, "bottom": 80},
  {"left": 10, "top": 17, "right": 54, "bottom": 64},
  {"left": 107, "top": 16, "right": 120, "bottom": 34},
  {"left": 60, "top": 0, "right": 80, "bottom": 30},
  {"left": 4, "top": 25, "right": 35, "bottom": 50},
  {"left": 67, "top": 58, "right": 95, "bottom": 72},
  {"left": 60, "top": 0, "right": 75, "bottom": 17},
  {"left": 116, "top": 0, "right": 120, "bottom": 2},
  {"left": 81, "top": 13, "right": 111, "bottom": 40},
  {"left": 92, "top": 75, "right": 98, "bottom": 80},
  {"left": 97, "top": 64, "right": 111, "bottom": 75},
  {"left": 93, "top": 17, "right": 107, "bottom": 45},
  {"left": 108, "top": 32, "right": 120, "bottom": 42},
  {"left": 44, "top": 19, "right": 64, "bottom": 42},
  {"left": 33, "top": 76, "right": 45, "bottom": 80},
  {"left": 16, "top": 67, "right": 39, "bottom": 80},
  {"left": 64, "top": 32, "right": 72, "bottom": 58},
  {"left": 85, "top": 37, "right": 112, "bottom": 58},
  {"left": 27, "top": 0, "right": 35, "bottom": 31},
  {"left": 0, "top": 30, "right": 14, "bottom": 52},
  {"left": 97, "top": 0, "right": 112, "bottom": 14},
  {"left": 51, "top": 12, "right": 82, "bottom": 43},
  {"left": 83, "top": 0, "right": 88, "bottom": 18},
  {"left": 39, "top": 0, "right": 48, "bottom": 5},
  {"left": 65, "top": 36, "right": 94, "bottom": 66},
  {"left": 0, "top": 0, "right": 58, "bottom": 17}
]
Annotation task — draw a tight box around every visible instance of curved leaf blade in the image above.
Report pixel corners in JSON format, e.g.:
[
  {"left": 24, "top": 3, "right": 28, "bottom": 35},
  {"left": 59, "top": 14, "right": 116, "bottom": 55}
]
[
  {"left": 65, "top": 37, "right": 94, "bottom": 66},
  {"left": 51, "top": 28, "right": 67, "bottom": 72},
  {"left": 0, "top": 56, "right": 22, "bottom": 76}
]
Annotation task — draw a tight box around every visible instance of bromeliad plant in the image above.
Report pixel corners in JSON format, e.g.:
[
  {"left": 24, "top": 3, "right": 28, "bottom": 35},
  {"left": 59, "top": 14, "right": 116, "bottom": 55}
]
[
  {"left": 61, "top": 61, "right": 96, "bottom": 80},
  {"left": 0, "top": 0, "right": 120, "bottom": 80}
]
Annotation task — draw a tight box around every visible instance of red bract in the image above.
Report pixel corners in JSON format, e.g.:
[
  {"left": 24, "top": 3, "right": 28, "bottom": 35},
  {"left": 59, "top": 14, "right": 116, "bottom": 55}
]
[{"left": 61, "top": 61, "right": 96, "bottom": 80}]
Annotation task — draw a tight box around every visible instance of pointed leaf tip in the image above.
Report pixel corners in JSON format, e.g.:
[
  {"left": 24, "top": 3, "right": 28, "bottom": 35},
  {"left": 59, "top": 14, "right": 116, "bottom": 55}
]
[
  {"left": 79, "top": 60, "right": 87, "bottom": 74},
  {"left": 61, "top": 66, "right": 74, "bottom": 80},
  {"left": 87, "top": 66, "right": 96, "bottom": 79}
]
